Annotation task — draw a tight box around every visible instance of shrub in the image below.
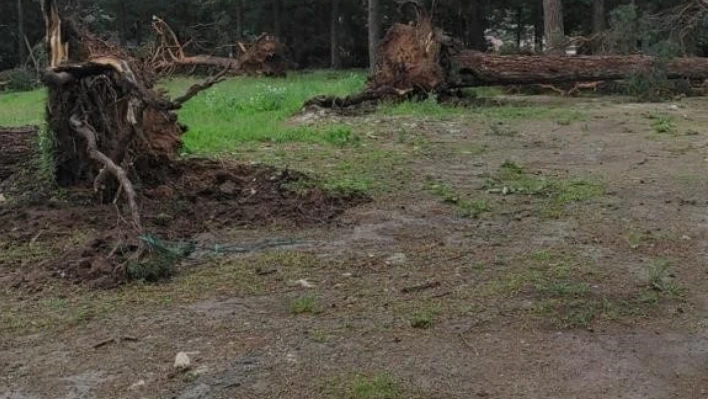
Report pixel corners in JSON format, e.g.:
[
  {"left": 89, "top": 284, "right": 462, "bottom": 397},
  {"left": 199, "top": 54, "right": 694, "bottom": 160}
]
[{"left": 0, "top": 68, "right": 38, "bottom": 92}]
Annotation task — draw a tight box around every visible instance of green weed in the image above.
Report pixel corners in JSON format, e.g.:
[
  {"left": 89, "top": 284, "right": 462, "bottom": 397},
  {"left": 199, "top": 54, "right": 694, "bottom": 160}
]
[
  {"left": 410, "top": 311, "right": 434, "bottom": 329},
  {"left": 290, "top": 294, "right": 318, "bottom": 314},
  {"left": 349, "top": 375, "right": 400, "bottom": 399},
  {"left": 650, "top": 115, "right": 677, "bottom": 134}
]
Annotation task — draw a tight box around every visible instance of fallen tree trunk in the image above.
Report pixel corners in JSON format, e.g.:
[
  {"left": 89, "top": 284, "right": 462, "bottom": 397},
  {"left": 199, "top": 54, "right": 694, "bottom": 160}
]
[
  {"left": 450, "top": 52, "right": 708, "bottom": 87},
  {"left": 304, "top": 9, "right": 708, "bottom": 108},
  {"left": 150, "top": 17, "right": 288, "bottom": 77}
]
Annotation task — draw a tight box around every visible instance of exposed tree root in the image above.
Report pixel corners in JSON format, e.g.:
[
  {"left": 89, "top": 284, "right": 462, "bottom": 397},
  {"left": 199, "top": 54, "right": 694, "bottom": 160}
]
[
  {"left": 41, "top": 0, "right": 226, "bottom": 265},
  {"left": 69, "top": 116, "right": 142, "bottom": 233},
  {"left": 304, "top": 87, "right": 414, "bottom": 108}
]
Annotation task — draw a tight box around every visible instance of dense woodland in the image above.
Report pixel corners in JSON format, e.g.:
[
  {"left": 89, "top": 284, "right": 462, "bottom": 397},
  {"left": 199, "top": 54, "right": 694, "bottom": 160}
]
[{"left": 1, "top": 0, "right": 707, "bottom": 72}]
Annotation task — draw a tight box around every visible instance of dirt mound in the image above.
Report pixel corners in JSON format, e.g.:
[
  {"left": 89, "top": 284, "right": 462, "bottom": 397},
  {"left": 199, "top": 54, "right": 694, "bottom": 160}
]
[{"left": 0, "top": 130, "right": 368, "bottom": 289}]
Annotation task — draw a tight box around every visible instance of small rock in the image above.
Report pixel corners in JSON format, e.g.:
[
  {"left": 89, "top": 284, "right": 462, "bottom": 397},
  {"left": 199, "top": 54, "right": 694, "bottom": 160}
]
[
  {"left": 129, "top": 380, "right": 146, "bottom": 390},
  {"left": 289, "top": 279, "right": 315, "bottom": 288},
  {"left": 190, "top": 365, "right": 209, "bottom": 377},
  {"left": 174, "top": 352, "right": 191, "bottom": 370},
  {"left": 342, "top": 272, "right": 353, "bottom": 277},
  {"left": 219, "top": 181, "right": 237, "bottom": 196},
  {"left": 286, "top": 352, "right": 298, "bottom": 364},
  {"left": 668, "top": 104, "right": 680, "bottom": 111},
  {"left": 385, "top": 253, "right": 407, "bottom": 266},
  {"left": 0, "top": 194, "right": 6, "bottom": 203},
  {"left": 682, "top": 235, "right": 691, "bottom": 241}
]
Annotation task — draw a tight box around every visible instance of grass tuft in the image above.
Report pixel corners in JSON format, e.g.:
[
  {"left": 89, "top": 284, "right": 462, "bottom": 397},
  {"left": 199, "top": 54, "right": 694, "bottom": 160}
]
[{"left": 290, "top": 294, "right": 318, "bottom": 314}]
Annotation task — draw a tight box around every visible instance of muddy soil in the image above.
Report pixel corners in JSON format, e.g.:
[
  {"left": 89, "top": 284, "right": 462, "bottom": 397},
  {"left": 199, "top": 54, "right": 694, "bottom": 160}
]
[
  {"left": 3, "top": 96, "right": 708, "bottom": 399},
  {"left": 0, "top": 131, "right": 366, "bottom": 288}
]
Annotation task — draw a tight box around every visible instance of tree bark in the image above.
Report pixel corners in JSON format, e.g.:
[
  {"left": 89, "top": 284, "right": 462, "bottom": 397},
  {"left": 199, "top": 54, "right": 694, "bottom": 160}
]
[
  {"left": 236, "top": 0, "right": 243, "bottom": 41},
  {"left": 592, "top": 0, "right": 606, "bottom": 54},
  {"left": 273, "top": 0, "right": 282, "bottom": 38},
  {"left": 515, "top": 7, "right": 523, "bottom": 50},
  {"left": 17, "top": 0, "right": 26, "bottom": 65},
  {"left": 368, "top": 0, "right": 381, "bottom": 72},
  {"left": 543, "top": 0, "right": 565, "bottom": 55},
  {"left": 451, "top": 52, "right": 708, "bottom": 87},
  {"left": 466, "top": 0, "right": 487, "bottom": 51},
  {"left": 118, "top": 0, "right": 128, "bottom": 46},
  {"left": 330, "top": 0, "right": 341, "bottom": 69},
  {"left": 534, "top": 0, "right": 544, "bottom": 53}
]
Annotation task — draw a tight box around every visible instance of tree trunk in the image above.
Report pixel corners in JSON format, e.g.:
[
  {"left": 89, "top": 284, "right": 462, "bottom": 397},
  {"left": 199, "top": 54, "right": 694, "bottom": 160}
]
[
  {"left": 330, "top": 0, "right": 341, "bottom": 69},
  {"left": 17, "top": 0, "right": 26, "bottom": 66},
  {"left": 534, "top": 0, "right": 544, "bottom": 53},
  {"left": 515, "top": 7, "right": 523, "bottom": 50},
  {"left": 592, "top": 0, "right": 606, "bottom": 54},
  {"left": 273, "top": 0, "right": 282, "bottom": 38},
  {"left": 452, "top": 52, "right": 708, "bottom": 86},
  {"left": 304, "top": 15, "right": 708, "bottom": 108},
  {"left": 368, "top": 0, "right": 381, "bottom": 72},
  {"left": 466, "top": 0, "right": 487, "bottom": 51},
  {"left": 543, "top": 0, "right": 564, "bottom": 55},
  {"left": 236, "top": 0, "right": 243, "bottom": 41},
  {"left": 118, "top": 0, "right": 127, "bottom": 46}
]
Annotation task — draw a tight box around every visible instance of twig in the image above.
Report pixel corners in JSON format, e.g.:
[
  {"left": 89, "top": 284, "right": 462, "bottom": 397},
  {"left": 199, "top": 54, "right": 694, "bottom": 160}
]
[
  {"left": 458, "top": 332, "right": 480, "bottom": 356},
  {"left": 401, "top": 280, "right": 441, "bottom": 294},
  {"left": 24, "top": 36, "right": 40, "bottom": 81},
  {"left": 69, "top": 115, "right": 143, "bottom": 233},
  {"left": 93, "top": 336, "right": 139, "bottom": 349}
]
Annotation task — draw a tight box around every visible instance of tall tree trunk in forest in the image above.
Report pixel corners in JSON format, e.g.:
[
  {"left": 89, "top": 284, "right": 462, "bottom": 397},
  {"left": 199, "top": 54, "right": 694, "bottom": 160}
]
[
  {"left": 368, "top": 0, "right": 381, "bottom": 72},
  {"left": 118, "top": 0, "right": 127, "bottom": 46},
  {"left": 17, "top": 0, "right": 26, "bottom": 65},
  {"left": 331, "top": 0, "right": 341, "bottom": 69},
  {"left": 592, "top": 0, "right": 606, "bottom": 53},
  {"left": 236, "top": 0, "right": 243, "bottom": 40},
  {"left": 543, "top": 0, "right": 565, "bottom": 55},
  {"left": 466, "top": 0, "right": 487, "bottom": 51},
  {"left": 534, "top": 0, "right": 544, "bottom": 53},
  {"left": 515, "top": 7, "right": 523, "bottom": 50},
  {"left": 273, "top": 0, "right": 282, "bottom": 38}
]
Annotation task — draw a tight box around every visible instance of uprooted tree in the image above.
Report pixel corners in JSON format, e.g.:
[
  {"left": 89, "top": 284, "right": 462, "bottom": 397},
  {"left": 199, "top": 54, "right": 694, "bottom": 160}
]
[
  {"left": 42, "top": 0, "right": 225, "bottom": 242},
  {"left": 150, "top": 16, "right": 289, "bottom": 77},
  {"left": 306, "top": 8, "right": 708, "bottom": 108}
]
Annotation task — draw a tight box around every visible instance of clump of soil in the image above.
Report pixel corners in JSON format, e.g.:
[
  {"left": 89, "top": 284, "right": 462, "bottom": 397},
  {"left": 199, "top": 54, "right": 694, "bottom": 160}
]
[{"left": 0, "top": 128, "right": 368, "bottom": 289}]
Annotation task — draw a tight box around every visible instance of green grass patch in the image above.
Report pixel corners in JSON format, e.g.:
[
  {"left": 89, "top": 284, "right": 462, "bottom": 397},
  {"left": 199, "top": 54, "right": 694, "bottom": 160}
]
[
  {"left": 0, "top": 89, "right": 46, "bottom": 127},
  {"left": 162, "top": 70, "right": 365, "bottom": 153},
  {"left": 425, "top": 177, "right": 489, "bottom": 218},
  {"left": 409, "top": 311, "right": 434, "bottom": 329},
  {"left": 348, "top": 375, "right": 400, "bottom": 399},
  {"left": 484, "top": 161, "right": 604, "bottom": 216},
  {"left": 645, "top": 259, "right": 683, "bottom": 298},
  {"left": 379, "top": 98, "right": 562, "bottom": 122}
]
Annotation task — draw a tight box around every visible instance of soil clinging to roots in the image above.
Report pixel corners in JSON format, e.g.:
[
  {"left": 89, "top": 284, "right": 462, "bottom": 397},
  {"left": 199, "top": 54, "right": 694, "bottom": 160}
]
[{"left": 0, "top": 128, "right": 368, "bottom": 289}]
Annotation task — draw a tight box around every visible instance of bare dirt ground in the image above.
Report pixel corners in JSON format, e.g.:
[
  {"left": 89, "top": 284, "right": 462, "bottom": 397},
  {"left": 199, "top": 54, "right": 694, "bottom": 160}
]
[{"left": 3, "top": 95, "right": 708, "bottom": 399}]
